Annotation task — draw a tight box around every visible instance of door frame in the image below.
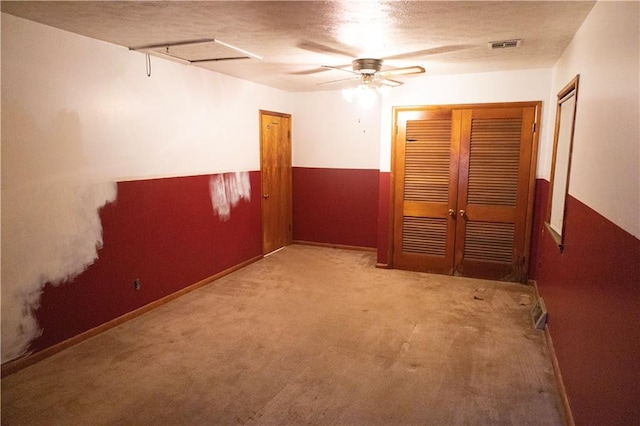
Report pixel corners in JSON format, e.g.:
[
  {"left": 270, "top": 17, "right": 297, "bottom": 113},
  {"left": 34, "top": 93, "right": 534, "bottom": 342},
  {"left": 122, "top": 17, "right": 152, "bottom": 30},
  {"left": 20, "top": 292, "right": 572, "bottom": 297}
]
[{"left": 388, "top": 101, "right": 541, "bottom": 281}]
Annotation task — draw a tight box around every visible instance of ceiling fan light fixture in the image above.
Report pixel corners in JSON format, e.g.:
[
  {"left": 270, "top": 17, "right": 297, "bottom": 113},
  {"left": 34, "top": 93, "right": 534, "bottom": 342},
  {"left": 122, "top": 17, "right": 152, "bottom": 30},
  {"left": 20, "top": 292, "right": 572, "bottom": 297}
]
[
  {"left": 355, "top": 84, "right": 378, "bottom": 108},
  {"left": 342, "top": 84, "right": 378, "bottom": 108}
]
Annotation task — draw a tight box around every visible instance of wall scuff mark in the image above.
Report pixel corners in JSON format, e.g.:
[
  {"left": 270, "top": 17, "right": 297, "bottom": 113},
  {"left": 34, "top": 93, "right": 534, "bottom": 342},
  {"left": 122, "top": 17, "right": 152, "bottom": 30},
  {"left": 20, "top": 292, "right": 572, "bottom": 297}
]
[
  {"left": 1, "top": 181, "right": 117, "bottom": 363},
  {"left": 209, "top": 172, "right": 251, "bottom": 221}
]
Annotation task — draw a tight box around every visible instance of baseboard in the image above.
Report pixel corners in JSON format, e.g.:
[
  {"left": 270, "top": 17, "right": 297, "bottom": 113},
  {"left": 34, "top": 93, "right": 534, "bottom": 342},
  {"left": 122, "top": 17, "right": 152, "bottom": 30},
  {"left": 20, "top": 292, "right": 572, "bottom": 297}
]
[
  {"left": 1, "top": 254, "right": 263, "bottom": 378},
  {"left": 543, "top": 323, "right": 575, "bottom": 426},
  {"left": 293, "top": 240, "right": 376, "bottom": 252},
  {"left": 531, "top": 280, "right": 575, "bottom": 426}
]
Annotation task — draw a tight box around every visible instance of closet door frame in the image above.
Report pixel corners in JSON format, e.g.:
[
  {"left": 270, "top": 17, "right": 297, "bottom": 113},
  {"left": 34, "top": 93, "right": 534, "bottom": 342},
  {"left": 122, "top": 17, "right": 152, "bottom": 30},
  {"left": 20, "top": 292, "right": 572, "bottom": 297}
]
[{"left": 389, "top": 101, "right": 541, "bottom": 282}]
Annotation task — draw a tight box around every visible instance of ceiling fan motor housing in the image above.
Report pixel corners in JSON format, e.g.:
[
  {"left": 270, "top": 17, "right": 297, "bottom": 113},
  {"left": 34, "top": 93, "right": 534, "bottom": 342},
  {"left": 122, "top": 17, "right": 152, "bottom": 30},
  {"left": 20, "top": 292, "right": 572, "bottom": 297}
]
[{"left": 353, "top": 58, "right": 383, "bottom": 74}]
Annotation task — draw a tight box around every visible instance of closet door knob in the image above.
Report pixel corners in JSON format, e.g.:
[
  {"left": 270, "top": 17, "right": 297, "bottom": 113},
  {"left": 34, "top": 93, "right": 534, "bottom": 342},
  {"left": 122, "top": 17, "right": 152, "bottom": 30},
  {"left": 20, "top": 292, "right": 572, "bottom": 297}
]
[
  {"left": 459, "top": 209, "right": 466, "bottom": 217},
  {"left": 263, "top": 194, "right": 270, "bottom": 199},
  {"left": 448, "top": 209, "right": 456, "bottom": 217}
]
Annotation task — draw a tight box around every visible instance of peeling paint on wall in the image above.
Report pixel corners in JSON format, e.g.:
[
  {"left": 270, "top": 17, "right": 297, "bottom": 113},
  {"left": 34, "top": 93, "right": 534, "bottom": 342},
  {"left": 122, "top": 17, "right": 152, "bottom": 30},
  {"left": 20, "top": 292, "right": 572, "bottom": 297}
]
[
  {"left": 209, "top": 172, "right": 251, "bottom": 221},
  {"left": 1, "top": 181, "right": 117, "bottom": 362}
]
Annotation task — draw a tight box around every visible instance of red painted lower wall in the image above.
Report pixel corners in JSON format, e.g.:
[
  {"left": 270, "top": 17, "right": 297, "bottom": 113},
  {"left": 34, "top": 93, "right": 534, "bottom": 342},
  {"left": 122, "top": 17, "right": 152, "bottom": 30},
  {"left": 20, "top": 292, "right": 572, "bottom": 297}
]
[
  {"left": 29, "top": 171, "right": 639, "bottom": 426},
  {"left": 531, "top": 179, "right": 640, "bottom": 425},
  {"left": 31, "top": 172, "right": 262, "bottom": 353},
  {"left": 292, "top": 167, "right": 379, "bottom": 248}
]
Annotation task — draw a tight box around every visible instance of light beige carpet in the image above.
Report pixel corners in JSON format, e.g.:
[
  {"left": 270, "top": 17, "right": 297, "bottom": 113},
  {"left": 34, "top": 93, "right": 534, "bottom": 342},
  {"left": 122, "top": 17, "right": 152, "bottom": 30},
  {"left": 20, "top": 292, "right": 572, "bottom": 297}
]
[{"left": 1, "top": 245, "right": 565, "bottom": 425}]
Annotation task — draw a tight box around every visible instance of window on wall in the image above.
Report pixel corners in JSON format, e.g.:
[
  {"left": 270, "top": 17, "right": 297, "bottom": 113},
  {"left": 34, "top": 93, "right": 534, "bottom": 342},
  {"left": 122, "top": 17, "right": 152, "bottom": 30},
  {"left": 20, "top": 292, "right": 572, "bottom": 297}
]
[{"left": 546, "top": 75, "right": 580, "bottom": 252}]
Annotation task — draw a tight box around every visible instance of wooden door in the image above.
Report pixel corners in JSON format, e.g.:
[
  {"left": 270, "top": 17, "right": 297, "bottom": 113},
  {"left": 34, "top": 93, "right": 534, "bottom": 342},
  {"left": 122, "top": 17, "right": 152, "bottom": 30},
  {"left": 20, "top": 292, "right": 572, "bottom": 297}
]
[
  {"left": 391, "top": 103, "right": 539, "bottom": 282},
  {"left": 392, "top": 108, "right": 460, "bottom": 274},
  {"left": 454, "top": 106, "right": 537, "bottom": 281},
  {"left": 260, "top": 110, "right": 292, "bottom": 254}
]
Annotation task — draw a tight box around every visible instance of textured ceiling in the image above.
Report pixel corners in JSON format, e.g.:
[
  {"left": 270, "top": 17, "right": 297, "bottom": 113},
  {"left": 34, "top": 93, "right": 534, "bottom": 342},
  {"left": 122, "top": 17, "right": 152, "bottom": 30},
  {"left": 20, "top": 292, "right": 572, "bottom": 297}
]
[{"left": 1, "top": 1, "right": 596, "bottom": 92}]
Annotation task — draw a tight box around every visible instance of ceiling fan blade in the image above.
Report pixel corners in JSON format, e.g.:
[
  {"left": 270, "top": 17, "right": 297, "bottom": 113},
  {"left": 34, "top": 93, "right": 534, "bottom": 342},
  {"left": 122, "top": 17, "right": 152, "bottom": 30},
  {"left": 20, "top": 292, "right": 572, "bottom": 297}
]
[
  {"left": 290, "top": 62, "right": 353, "bottom": 75},
  {"left": 321, "top": 65, "right": 359, "bottom": 75},
  {"left": 384, "top": 45, "right": 474, "bottom": 60},
  {"left": 290, "top": 67, "right": 327, "bottom": 75},
  {"left": 317, "top": 76, "right": 360, "bottom": 86},
  {"left": 297, "top": 41, "right": 355, "bottom": 58},
  {"left": 377, "top": 66, "right": 425, "bottom": 77},
  {"left": 378, "top": 78, "right": 404, "bottom": 87}
]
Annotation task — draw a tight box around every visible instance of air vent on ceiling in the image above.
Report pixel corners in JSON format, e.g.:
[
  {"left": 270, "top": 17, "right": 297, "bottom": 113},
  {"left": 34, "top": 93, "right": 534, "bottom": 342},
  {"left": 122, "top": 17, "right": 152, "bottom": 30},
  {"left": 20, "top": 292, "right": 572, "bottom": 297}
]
[{"left": 489, "top": 39, "right": 522, "bottom": 50}]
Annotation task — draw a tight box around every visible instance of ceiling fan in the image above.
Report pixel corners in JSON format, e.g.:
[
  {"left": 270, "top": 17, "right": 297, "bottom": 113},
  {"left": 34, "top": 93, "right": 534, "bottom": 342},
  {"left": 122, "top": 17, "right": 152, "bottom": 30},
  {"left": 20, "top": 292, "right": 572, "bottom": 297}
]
[
  {"left": 295, "top": 40, "right": 472, "bottom": 88},
  {"left": 319, "top": 58, "right": 425, "bottom": 88}
]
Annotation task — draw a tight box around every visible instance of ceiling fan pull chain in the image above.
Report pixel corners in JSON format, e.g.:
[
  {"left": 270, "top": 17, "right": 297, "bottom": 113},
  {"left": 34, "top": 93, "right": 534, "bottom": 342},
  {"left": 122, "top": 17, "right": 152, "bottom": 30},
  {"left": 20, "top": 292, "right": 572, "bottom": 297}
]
[{"left": 146, "top": 53, "right": 151, "bottom": 77}]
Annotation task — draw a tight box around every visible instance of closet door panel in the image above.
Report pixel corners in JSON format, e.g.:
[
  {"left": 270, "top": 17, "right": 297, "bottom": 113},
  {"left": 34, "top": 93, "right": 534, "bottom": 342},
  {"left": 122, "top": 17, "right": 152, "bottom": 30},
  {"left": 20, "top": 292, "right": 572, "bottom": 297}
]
[
  {"left": 454, "top": 106, "right": 536, "bottom": 281},
  {"left": 393, "top": 109, "right": 460, "bottom": 273}
]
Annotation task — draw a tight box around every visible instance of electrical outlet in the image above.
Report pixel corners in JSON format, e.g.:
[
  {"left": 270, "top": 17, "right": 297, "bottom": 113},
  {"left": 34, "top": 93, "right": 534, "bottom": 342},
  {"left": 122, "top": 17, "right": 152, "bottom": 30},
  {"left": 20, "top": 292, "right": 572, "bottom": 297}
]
[{"left": 134, "top": 278, "right": 141, "bottom": 291}]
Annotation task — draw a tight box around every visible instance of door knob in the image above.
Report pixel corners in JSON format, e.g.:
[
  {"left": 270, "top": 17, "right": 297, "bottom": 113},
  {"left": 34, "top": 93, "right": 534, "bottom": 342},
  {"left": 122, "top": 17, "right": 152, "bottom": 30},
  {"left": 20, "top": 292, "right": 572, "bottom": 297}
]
[
  {"left": 459, "top": 209, "right": 466, "bottom": 217},
  {"left": 448, "top": 209, "right": 456, "bottom": 218},
  {"left": 263, "top": 194, "right": 270, "bottom": 199}
]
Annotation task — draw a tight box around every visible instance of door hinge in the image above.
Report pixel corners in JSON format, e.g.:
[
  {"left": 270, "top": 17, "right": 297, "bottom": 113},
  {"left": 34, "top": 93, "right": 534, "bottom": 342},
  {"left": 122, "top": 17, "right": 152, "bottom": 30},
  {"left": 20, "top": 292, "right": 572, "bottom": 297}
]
[
  {"left": 532, "top": 122, "right": 536, "bottom": 133},
  {"left": 288, "top": 130, "right": 291, "bottom": 139}
]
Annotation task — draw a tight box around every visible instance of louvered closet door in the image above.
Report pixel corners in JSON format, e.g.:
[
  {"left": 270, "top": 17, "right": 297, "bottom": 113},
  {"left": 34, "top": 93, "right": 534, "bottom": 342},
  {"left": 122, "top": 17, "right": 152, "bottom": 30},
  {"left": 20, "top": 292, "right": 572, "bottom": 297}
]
[
  {"left": 454, "top": 106, "right": 536, "bottom": 281},
  {"left": 392, "top": 103, "right": 539, "bottom": 282},
  {"left": 393, "top": 109, "right": 461, "bottom": 273}
]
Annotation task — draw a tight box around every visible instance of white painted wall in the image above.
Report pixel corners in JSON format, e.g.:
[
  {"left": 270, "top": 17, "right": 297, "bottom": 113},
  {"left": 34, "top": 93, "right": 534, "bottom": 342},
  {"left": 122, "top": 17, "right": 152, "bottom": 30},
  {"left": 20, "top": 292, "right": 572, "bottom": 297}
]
[
  {"left": 292, "top": 90, "right": 381, "bottom": 169},
  {"left": 2, "top": 13, "right": 292, "bottom": 181},
  {"left": 377, "top": 68, "right": 553, "bottom": 173},
  {"left": 1, "top": 13, "right": 292, "bottom": 362},
  {"left": 544, "top": 1, "right": 639, "bottom": 238}
]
